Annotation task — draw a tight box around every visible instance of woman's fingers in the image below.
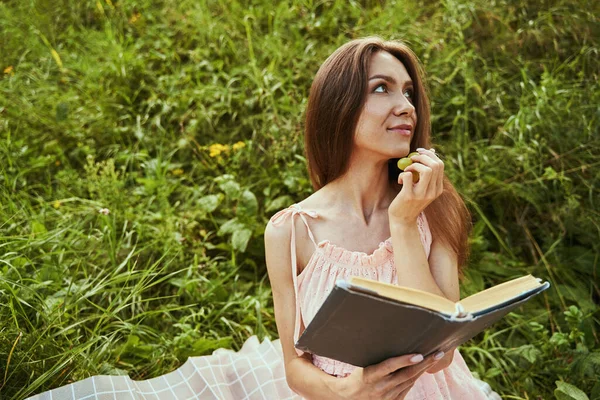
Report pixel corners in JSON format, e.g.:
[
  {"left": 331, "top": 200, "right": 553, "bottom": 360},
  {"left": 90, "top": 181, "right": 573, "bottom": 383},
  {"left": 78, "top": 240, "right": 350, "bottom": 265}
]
[
  {"left": 405, "top": 151, "right": 444, "bottom": 198},
  {"left": 402, "top": 162, "right": 433, "bottom": 197},
  {"left": 380, "top": 353, "right": 441, "bottom": 394},
  {"left": 391, "top": 353, "right": 439, "bottom": 382},
  {"left": 416, "top": 147, "right": 441, "bottom": 161},
  {"left": 426, "top": 348, "right": 455, "bottom": 373},
  {"left": 389, "top": 146, "right": 444, "bottom": 224},
  {"left": 398, "top": 171, "right": 415, "bottom": 196},
  {"left": 364, "top": 353, "right": 424, "bottom": 383},
  {"left": 414, "top": 148, "right": 444, "bottom": 195}
]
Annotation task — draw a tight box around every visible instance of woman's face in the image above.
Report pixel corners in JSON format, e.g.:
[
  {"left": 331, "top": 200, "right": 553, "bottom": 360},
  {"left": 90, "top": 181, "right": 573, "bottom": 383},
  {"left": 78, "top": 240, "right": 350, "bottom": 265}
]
[{"left": 354, "top": 51, "right": 417, "bottom": 159}]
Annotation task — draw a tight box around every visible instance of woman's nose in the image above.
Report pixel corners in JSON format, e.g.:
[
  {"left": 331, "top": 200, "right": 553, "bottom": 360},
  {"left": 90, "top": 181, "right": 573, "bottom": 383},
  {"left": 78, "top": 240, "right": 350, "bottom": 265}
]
[{"left": 392, "top": 94, "right": 415, "bottom": 117}]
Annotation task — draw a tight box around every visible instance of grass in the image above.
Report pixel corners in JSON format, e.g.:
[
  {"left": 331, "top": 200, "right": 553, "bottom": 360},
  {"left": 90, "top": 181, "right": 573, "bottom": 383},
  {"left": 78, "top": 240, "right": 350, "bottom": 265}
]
[{"left": 0, "top": 0, "right": 599, "bottom": 398}]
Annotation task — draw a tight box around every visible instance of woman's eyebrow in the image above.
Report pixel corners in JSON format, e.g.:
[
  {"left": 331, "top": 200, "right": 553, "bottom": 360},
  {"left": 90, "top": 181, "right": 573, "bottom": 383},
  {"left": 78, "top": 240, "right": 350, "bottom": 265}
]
[{"left": 368, "top": 74, "right": 413, "bottom": 87}]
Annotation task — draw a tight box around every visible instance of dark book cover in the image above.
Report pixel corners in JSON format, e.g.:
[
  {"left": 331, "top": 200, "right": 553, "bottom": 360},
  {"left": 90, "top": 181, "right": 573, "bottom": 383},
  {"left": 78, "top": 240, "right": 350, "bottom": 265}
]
[{"left": 295, "top": 280, "right": 550, "bottom": 367}]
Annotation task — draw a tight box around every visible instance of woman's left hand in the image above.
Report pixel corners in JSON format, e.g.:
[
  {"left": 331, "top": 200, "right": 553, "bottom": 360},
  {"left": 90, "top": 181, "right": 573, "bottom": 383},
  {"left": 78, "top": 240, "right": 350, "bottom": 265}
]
[
  {"left": 388, "top": 148, "right": 444, "bottom": 226},
  {"left": 426, "top": 347, "right": 455, "bottom": 374}
]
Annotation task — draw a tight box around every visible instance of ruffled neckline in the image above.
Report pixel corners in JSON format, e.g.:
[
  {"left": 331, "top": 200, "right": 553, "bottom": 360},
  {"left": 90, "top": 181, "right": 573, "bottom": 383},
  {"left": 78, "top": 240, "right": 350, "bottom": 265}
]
[
  {"left": 316, "top": 236, "right": 394, "bottom": 267},
  {"left": 287, "top": 203, "right": 394, "bottom": 267}
]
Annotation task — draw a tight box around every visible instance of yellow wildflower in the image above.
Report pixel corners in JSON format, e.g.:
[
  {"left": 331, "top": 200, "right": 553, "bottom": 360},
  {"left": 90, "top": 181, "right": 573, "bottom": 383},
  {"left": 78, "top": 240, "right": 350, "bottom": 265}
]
[
  {"left": 129, "top": 13, "right": 141, "bottom": 24},
  {"left": 3, "top": 66, "right": 14, "bottom": 75},
  {"left": 53, "top": 200, "right": 61, "bottom": 209},
  {"left": 232, "top": 141, "right": 246, "bottom": 151},
  {"left": 208, "top": 143, "right": 230, "bottom": 158},
  {"left": 55, "top": 160, "right": 61, "bottom": 166},
  {"left": 172, "top": 168, "right": 184, "bottom": 176}
]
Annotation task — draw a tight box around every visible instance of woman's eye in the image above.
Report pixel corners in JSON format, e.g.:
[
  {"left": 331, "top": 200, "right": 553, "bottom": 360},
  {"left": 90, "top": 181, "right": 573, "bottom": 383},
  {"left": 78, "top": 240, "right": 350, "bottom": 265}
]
[
  {"left": 374, "top": 84, "right": 387, "bottom": 93},
  {"left": 404, "top": 89, "right": 414, "bottom": 99}
]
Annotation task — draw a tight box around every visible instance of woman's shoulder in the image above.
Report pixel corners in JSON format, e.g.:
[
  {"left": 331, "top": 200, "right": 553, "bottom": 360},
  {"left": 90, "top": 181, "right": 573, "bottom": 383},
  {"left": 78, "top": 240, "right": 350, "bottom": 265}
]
[
  {"left": 264, "top": 193, "right": 329, "bottom": 274},
  {"left": 294, "top": 194, "right": 327, "bottom": 215},
  {"left": 266, "top": 191, "right": 331, "bottom": 241},
  {"left": 269, "top": 189, "right": 330, "bottom": 219}
]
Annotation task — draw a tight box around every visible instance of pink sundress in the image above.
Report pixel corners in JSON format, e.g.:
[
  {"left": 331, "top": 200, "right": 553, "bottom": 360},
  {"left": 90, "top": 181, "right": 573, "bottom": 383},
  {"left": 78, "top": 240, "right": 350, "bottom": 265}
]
[{"left": 26, "top": 204, "right": 500, "bottom": 400}]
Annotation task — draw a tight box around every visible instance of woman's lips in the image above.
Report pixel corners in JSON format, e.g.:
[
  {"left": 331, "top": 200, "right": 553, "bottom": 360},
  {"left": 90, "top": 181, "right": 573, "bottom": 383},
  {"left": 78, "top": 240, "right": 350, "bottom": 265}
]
[{"left": 387, "top": 128, "right": 411, "bottom": 136}]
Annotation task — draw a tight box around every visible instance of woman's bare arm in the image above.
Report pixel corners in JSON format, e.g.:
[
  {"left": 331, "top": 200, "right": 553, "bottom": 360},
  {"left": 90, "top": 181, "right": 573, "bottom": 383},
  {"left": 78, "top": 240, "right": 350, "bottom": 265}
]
[
  {"left": 425, "top": 238, "right": 461, "bottom": 373},
  {"left": 390, "top": 222, "right": 446, "bottom": 297},
  {"left": 428, "top": 237, "right": 460, "bottom": 302},
  {"left": 263, "top": 219, "right": 344, "bottom": 399}
]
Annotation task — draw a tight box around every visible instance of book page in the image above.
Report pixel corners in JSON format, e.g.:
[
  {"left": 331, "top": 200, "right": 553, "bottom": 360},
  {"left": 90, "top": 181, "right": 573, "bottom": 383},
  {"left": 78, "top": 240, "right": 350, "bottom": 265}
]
[
  {"left": 348, "top": 277, "right": 457, "bottom": 314},
  {"left": 348, "top": 274, "right": 545, "bottom": 316},
  {"left": 460, "top": 275, "right": 543, "bottom": 313}
]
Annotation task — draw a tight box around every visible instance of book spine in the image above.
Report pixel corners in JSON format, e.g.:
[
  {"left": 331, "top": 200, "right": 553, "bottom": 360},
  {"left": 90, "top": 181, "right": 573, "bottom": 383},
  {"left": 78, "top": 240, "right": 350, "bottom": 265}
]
[{"left": 449, "top": 303, "right": 473, "bottom": 321}]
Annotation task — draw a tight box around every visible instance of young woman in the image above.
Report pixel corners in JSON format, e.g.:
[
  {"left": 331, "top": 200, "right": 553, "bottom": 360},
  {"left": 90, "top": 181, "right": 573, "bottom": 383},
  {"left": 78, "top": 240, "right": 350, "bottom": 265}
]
[
  {"left": 27, "top": 37, "right": 500, "bottom": 400},
  {"left": 263, "top": 37, "right": 500, "bottom": 399}
]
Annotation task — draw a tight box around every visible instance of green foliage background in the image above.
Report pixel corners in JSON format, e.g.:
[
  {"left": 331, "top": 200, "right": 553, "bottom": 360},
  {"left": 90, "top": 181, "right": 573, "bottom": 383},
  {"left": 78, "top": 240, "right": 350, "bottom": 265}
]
[{"left": 1, "top": 0, "right": 599, "bottom": 398}]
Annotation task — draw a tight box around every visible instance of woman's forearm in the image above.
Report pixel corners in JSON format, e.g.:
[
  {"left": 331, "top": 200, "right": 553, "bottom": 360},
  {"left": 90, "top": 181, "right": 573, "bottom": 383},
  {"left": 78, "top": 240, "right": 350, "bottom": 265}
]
[
  {"left": 286, "top": 356, "right": 347, "bottom": 400},
  {"left": 390, "top": 222, "right": 446, "bottom": 297}
]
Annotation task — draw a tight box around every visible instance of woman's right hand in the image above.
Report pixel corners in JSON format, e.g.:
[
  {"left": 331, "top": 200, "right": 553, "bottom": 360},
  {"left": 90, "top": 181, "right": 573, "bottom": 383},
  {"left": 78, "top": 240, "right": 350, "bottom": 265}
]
[{"left": 336, "top": 352, "right": 442, "bottom": 400}]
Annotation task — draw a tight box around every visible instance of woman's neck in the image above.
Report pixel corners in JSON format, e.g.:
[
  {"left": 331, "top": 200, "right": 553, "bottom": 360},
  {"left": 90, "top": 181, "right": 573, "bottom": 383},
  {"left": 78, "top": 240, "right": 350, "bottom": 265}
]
[{"left": 320, "top": 161, "right": 400, "bottom": 226}]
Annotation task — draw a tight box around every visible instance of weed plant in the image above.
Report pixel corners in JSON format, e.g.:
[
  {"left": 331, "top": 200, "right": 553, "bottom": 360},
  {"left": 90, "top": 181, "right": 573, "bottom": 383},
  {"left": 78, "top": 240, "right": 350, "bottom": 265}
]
[{"left": 0, "top": 0, "right": 599, "bottom": 399}]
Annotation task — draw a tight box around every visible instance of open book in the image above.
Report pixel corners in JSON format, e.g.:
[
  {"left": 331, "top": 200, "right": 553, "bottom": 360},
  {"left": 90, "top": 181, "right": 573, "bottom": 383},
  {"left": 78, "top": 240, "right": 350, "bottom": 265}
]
[{"left": 295, "top": 274, "right": 550, "bottom": 368}]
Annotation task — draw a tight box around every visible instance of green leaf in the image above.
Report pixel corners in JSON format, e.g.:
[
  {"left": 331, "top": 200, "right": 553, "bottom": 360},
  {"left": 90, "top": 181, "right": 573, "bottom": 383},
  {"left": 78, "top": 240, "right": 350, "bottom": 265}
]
[
  {"left": 283, "top": 174, "right": 297, "bottom": 190},
  {"left": 237, "top": 189, "right": 258, "bottom": 218},
  {"left": 506, "top": 344, "right": 542, "bottom": 364},
  {"left": 570, "top": 352, "right": 600, "bottom": 379},
  {"left": 543, "top": 166, "right": 559, "bottom": 180},
  {"left": 549, "top": 332, "right": 570, "bottom": 347},
  {"left": 31, "top": 220, "right": 47, "bottom": 235},
  {"left": 56, "top": 102, "right": 69, "bottom": 121},
  {"left": 136, "top": 177, "right": 160, "bottom": 194},
  {"left": 218, "top": 218, "right": 245, "bottom": 236},
  {"left": 558, "top": 286, "right": 596, "bottom": 314},
  {"left": 220, "top": 180, "right": 241, "bottom": 198},
  {"left": 591, "top": 381, "right": 600, "bottom": 400},
  {"left": 215, "top": 174, "right": 241, "bottom": 198},
  {"left": 586, "top": 352, "right": 600, "bottom": 369},
  {"left": 192, "top": 336, "right": 233, "bottom": 355},
  {"left": 197, "top": 194, "right": 221, "bottom": 214},
  {"left": 483, "top": 367, "right": 503, "bottom": 379},
  {"left": 265, "top": 195, "right": 293, "bottom": 212},
  {"left": 232, "top": 228, "right": 252, "bottom": 252},
  {"left": 554, "top": 381, "right": 589, "bottom": 400},
  {"left": 476, "top": 252, "right": 522, "bottom": 277},
  {"left": 98, "top": 362, "right": 129, "bottom": 376}
]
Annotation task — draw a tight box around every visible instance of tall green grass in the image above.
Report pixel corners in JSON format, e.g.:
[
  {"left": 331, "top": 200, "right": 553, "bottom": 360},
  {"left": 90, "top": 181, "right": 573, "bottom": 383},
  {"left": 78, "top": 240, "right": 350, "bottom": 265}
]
[{"left": 1, "top": 0, "right": 599, "bottom": 398}]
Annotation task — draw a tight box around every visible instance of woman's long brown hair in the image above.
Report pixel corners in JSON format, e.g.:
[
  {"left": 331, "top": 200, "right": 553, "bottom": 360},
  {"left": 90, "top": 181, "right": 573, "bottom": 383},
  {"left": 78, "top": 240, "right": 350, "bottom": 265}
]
[{"left": 304, "top": 37, "right": 472, "bottom": 272}]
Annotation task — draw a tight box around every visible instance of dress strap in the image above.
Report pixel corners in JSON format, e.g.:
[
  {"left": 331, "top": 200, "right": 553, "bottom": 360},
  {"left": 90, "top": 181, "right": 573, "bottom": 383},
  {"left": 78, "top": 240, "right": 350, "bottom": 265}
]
[
  {"left": 270, "top": 204, "right": 319, "bottom": 248},
  {"left": 269, "top": 203, "right": 319, "bottom": 355}
]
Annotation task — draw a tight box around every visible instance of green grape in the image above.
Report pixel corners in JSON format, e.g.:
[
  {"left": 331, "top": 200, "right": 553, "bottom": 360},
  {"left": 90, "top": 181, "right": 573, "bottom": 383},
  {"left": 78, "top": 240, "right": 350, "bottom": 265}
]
[
  {"left": 397, "top": 157, "right": 420, "bottom": 183},
  {"left": 407, "top": 152, "right": 421, "bottom": 182},
  {"left": 410, "top": 171, "right": 420, "bottom": 183},
  {"left": 397, "top": 157, "right": 413, "bottom": 170}
]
